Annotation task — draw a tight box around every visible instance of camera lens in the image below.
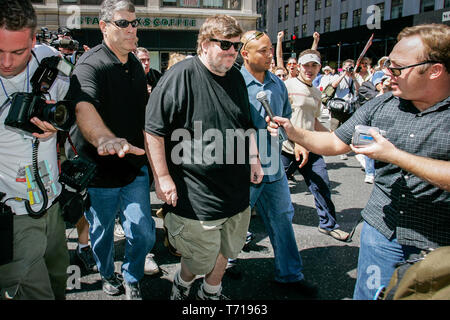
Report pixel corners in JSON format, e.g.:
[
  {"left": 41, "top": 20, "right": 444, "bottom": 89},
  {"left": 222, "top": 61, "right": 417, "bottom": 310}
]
[
  {"left": 53, "top": 104, "right": 69, "bottom": 126},
  {"left": 42, "top": 100, "right": 75, "bottom": 131}
]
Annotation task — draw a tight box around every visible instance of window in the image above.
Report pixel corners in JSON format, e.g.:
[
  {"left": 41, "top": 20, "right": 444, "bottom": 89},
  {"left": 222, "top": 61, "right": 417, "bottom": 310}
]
[
  {"left": 314, "top": 20, "right": 321, "bottom": 32},
  {"left": 285, "top": 4, "right": 289, "bottom": 21},
  {"left": 325, "top": 0, "right": 332, "bottom": 7},
  {"left": 295, "top": 0, "right": 300, "bottom": 17},
  {"left": 315, "top": 0, "right": 321, "bottom": 11},
  {"left": 302, "top": 0, "right": 308, "bottom": 15},
  {"left": 391, "top": 0, "right": 403, "bottom": 19},
  {"left": 294, "top": 25, "right": 299, "bottom": 37},
  {"left": 59, "top": 0, "right": 146, "bottom": 5},
  {"left": 284, "top": 29, "right": 288, "bottom": 41},
  {"left": 446, "top": 0, "right": 450, "bottom": 7},
  {"left": 420, "top": 0, "right": 434, "bottom": 12},
  {"left": 340, "top": 12, "right": 348, "bottom": 29},
  {"left": 160, "top": 0, "right": 241, "bottom": 9},
  {"left": 324, "top": 17, "right": 331, "bottom": 32},
  {"left": 352, "top": 8, "right": 361, "bottom": 27},
  {"left": 377, "top": 2, "right": 385, "bottom": 22},
  {"left": 302, "top": 23, "right": 307, "bottom": 37},
  {"left": 278, "top": 7, "right": 282, "bottom": 23}
]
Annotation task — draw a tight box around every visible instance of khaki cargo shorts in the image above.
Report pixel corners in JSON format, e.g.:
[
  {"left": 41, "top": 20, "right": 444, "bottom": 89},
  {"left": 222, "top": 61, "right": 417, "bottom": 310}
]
[{"left": 165, "top": 206, "right": 251, "bottom": 275}]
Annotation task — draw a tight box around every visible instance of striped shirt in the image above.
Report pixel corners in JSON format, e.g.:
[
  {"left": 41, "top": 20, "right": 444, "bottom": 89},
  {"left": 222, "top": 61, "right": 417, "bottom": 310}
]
[{"left": 334, "top": 93, "right": 450, "bottom": 249}]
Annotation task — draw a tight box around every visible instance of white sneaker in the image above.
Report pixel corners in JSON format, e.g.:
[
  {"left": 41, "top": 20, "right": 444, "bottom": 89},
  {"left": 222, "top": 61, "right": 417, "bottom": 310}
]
[
  {"left": 340, "top": 154, "right": 348, "bottom": 160},
  {"left": 355, "top": 154, "right": 366, "bottom": 169},
  {"left": 113, "top": 218, "right": 125, "bottom": 238},
  {"left": 364, "top": 175, "right": 375, "bottom": 184},
  {"left": 144, "top": 253, "right": 159, "bottom": 275},
  {"left": 170, "top": 272, "right": 191, "bottom": 300}
]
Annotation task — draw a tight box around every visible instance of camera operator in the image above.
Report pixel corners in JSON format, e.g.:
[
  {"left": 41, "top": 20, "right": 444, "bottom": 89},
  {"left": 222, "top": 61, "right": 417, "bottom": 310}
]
[
  {"left": 329, "top": 59, "right": 360, "bottom": 130},
  {"left": 266, "top": 23, "right": 450, "bottom": 300},
  {"left": 0, "top": 0, "right": 69, "bottom": 300}
]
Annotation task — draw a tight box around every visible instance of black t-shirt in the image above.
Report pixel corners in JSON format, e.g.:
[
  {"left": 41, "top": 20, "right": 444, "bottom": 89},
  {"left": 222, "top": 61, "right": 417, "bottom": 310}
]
[
  {"left": 147, "top": 68, "right": 162, "bottom": 88},
  {"left": 145, "top": 56, "right": 253, "bottom": 221},
  {"left": 66, "top": 41, "right": 149, "bottom": 188}
]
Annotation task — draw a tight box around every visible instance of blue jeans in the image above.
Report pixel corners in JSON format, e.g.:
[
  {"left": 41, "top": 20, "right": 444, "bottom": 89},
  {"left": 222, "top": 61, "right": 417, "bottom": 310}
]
[
  {"left": 365, "top": 156, "right": 375, "bottom": 177},
  {"left": 85, "top": 165, "right": 155, "bottom": 284},
  {"left": 353, "top": 222, "right": 422, "bottom": 300},
  {"left": 282, "top": 152, "right": 339, "bottom": 231},
  {"left": 250, "top": 174, "right": 304, "bottom": 283}
]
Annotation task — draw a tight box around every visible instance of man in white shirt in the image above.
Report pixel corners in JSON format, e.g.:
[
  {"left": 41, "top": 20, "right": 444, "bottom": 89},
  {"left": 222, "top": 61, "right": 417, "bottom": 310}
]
[{"left": 0, "top": 0, "right": 69, "bottom": 300}]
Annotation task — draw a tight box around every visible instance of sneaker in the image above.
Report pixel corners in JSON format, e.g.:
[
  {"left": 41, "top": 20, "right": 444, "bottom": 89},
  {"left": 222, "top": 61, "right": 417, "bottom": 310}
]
[
  {"left": 102, "top": 273, "right": 123, "bottom": 296},
  {"left": 124, "top": 281, "right": 142, "bottom": 300},
  {"left": 114, "top": 218, "right": 125, "bottom": 238},
  {"left": 76, "top": 245, "right": 98, "bottom": 272},
  {"left": 170, "top": 273, "right": 191, "bottom": 300},
  {"left": 364, "top": 175, "right": 375, "bottom": 184},
  {"left": 340, "top": 154, "right": 348, "bottom": 160},
  {"left": 274, "top": 279, "right": 318, "bottom": 297},
  {"left": 144, "top": 253, "right": 159, "bottom": 275},
  {"left": 196, "top": 284, "right": 230, "bottom": 300},
  {"left": 245, "top": 231, "right": 255, "bottom": 246},
  {"left": 318, "top": 227, "right": 350, "bottom": 242}
]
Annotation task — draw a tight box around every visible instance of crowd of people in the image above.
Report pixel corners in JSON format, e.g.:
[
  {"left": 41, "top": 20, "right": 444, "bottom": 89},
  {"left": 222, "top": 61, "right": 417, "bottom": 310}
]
[{"left": 0, "top": 0, "right": 449, "bottom": 301}]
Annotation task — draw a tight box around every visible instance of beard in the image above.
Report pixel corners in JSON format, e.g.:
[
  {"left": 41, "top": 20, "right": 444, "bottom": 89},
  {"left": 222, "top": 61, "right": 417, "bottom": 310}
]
[{"left": 206, "top": 52, "right": 236, "bottom": 75}]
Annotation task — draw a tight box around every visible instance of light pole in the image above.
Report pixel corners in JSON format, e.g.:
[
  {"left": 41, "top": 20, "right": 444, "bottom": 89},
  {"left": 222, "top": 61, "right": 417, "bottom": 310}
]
[{"left": 337, "top": 42, "right": 341, "bottom": 69}]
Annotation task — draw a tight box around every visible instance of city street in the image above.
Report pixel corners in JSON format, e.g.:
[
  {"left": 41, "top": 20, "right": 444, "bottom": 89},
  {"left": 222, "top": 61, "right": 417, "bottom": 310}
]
[{"left": 65, "top": 150, "right": 374, "bottom": 301}]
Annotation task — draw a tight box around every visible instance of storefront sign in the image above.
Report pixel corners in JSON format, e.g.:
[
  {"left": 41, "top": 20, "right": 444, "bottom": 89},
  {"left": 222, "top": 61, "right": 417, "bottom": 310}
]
[
  {"left": 443, "top": 11, "right": 450, "bottom": 23},
  {"left": 76, "top": 16, "right": 197, "bottom": 28}
]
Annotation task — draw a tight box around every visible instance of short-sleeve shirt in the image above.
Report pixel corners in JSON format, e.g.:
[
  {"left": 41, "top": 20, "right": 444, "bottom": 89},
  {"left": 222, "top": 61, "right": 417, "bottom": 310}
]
[
  {"left": 66, "top": 41, "right": 149, "bottom": 188},
  {"left": 145, "top": 56, "right": 253, "bottom": 221},
  {"left": 283, "top": 78, "right": 322, "bottom": 155},
  {"left": 0, "top": 45, "right": 69, "bottom": 215},
  {"left": 240, "top": 66, "right": 292, "bottom": 182},
  {"left": 334, "top": 93, "right": 450, "bottom": 249}
]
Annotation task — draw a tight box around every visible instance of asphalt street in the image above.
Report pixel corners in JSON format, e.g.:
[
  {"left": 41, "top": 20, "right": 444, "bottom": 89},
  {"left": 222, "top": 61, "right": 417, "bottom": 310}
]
[{"left": 65, "top": 150, "right": 373, "bottom": 301}]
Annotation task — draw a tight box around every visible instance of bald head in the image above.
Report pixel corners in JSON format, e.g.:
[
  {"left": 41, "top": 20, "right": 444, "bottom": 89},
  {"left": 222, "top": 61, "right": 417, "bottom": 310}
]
[{"left": 241, "top": 31, "right": 273, "bottom": 74}]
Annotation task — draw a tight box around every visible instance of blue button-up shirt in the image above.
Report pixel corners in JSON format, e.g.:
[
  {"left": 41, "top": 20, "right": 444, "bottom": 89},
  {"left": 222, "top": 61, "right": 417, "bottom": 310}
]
[{"left": 241, "top": 66, "right": 292, "bottom": 182}]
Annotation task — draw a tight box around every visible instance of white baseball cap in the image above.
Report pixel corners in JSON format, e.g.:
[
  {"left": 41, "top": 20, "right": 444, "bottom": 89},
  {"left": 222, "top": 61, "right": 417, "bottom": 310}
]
[{"left": 298, "top": 53, "right": 321, "bottom": 66}]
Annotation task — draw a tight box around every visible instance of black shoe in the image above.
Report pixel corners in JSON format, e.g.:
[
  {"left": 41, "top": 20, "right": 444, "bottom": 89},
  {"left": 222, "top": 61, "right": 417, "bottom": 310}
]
[
  {"left": 76, "top": 245, "right": 98, "bottom": 272},
  {"left": 274, "top": 279, "right": 318, "bottom": 297},
  {"left": 102, "top": 273, "right": 124, "bottom": 296}
]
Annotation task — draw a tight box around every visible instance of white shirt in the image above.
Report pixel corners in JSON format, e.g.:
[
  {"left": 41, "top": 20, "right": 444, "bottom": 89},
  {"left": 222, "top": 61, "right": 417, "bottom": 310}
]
[{"left": 0, "top": 45, "right": 69, "bottom": 215}]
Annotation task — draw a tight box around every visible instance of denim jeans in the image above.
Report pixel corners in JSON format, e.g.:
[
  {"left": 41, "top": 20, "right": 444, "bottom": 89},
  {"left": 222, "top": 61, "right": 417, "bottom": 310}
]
[
  {"left": 353, "top": 222, "right": 422, "bottom": 300},
  {"left": 282, "top": 152, "right": 339, "bottom": 231},
  {"left": 250, "top": 174, "right": 304, "bottom": 283},
  {"left": 85, "top": 165, "right": 155, "bottom": 284},
  {"left": 365, "top": 156, "right": 375, "bottom": 177}
]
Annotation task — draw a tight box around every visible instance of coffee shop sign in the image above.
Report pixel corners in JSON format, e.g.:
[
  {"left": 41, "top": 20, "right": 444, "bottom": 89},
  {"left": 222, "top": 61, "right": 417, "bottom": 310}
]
[{"left": 78, "top": 16, "right": 197, "bottom": 28}]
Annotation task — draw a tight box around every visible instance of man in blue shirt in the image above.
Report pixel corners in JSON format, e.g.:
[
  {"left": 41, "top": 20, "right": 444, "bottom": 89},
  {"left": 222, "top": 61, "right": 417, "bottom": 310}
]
[{"left": 240, "top": 31, "right": 316, "bottom": 296}]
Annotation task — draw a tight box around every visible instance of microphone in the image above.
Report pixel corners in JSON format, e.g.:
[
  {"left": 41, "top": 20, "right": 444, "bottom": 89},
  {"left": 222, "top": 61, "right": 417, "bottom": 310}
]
[{"left": 256, "top": 91, "right": 288, "bottom": 142}]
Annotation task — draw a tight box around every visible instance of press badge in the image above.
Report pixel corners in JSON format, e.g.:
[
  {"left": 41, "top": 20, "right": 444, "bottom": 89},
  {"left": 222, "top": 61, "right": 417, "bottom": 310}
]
[{"left": 19, "top": 160, "right": 57, "bottom": 205}]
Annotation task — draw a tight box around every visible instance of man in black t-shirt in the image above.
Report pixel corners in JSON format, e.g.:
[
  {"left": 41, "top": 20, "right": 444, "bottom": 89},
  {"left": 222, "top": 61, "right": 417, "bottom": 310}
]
[
  {"left": 67, "top": 0, "right": 155, "bottom": 300},
  {"left": 135, "top": 47, "right": 162, "bottom": 94},
  {"left": 145, "top": 15, "right": 263, "bottom": 300}
]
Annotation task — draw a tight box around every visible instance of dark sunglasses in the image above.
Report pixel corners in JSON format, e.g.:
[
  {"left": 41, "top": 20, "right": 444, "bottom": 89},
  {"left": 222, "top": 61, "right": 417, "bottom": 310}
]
[
  {"left": 240, "top": 31, "right": 264, "bottom": 50},
  {"left": 108, "top": 19, "right": 139, "bottom": 28},
  {"left": 383, "top": 58, "right": 439, "bottom": 77},
  {"left": 209, "top": 38, "right": 242, "bottom": 51}
]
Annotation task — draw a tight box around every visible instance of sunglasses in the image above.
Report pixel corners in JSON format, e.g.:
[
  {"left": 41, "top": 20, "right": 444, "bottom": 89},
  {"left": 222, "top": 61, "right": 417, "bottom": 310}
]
[
  {"left": 108, "top": 19, "right": 139, "bottom": 28},
  {"left": 240, "top": 31, "right": 264, "bottom": 50},
  {"left": 383, "top": 58, "right": 439, "bottom": 77},
  {"left": 209, "top": 38, "right": 242, "bottom": 51}
]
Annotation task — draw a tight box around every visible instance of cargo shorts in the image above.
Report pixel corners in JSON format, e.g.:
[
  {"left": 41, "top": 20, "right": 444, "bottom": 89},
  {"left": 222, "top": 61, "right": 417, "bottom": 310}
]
[{"left": 165, "top": 206, "right": 251, "bottom": 275}]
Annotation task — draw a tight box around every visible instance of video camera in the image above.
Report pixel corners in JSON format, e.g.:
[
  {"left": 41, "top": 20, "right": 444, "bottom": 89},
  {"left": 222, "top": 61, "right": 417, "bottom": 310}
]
[{"left": 4, "top": 55, "right": 76, "bottom": 135}]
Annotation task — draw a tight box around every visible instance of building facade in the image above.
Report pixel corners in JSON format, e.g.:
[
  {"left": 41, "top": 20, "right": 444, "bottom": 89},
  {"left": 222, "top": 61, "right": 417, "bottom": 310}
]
[
  {"left": 261, "top": 0, "right": 450, "bottom": 68},
  {"left": 31, "top": 0, "right": 259, "bottom": 71}
]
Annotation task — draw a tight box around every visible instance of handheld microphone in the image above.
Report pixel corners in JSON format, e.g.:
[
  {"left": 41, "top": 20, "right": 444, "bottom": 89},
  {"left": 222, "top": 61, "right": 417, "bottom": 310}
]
[{"left": 256, "top": 91, "right": 288, "bottom": 142}]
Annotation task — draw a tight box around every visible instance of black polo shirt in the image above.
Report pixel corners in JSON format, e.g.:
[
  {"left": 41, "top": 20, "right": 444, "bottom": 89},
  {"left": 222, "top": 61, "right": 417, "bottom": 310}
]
[
  {"left": 335, "top": 93, "right": 450, "bottom": 249},
  {"left": 67, "top": 41, "right": 149, "bottom": 188}
]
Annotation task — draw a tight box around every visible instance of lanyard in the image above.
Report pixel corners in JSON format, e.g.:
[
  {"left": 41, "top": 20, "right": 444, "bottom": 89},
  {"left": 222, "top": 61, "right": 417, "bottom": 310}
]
[{"left": 0, "top": 63, "right": 30, "bottom": 100}]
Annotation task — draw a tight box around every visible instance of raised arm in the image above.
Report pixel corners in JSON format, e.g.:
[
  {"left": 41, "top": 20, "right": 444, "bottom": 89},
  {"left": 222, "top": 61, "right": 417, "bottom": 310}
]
[{"left": 276, "top": 31, "right": 285, "bottom": 68}]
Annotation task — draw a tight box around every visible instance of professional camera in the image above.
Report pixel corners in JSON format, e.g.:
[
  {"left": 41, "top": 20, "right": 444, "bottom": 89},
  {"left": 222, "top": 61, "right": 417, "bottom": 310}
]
[
  {"left": 352, "top": 125, "right": 386, "bottom": 146},
  {"left": 345, "top": 66, "right": 355, "bottom": 73},
  {"left": 4, "top": 56, "right": 75, "bottom": 135},
  {"left": 51, "top": 38, "right": 80, "bottom": 52}
]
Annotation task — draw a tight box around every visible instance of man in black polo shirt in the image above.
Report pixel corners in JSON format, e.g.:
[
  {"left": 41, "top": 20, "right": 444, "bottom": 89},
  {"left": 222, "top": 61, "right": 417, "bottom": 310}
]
[
  {"left": 267, "top": 24, "right": 450, "bottom": 300},
  {"left": 145, "top": 15, "right": 263, "bottom": 300},
  {"left": 67, "top": 0, "right": 154, "bottom": 300}
]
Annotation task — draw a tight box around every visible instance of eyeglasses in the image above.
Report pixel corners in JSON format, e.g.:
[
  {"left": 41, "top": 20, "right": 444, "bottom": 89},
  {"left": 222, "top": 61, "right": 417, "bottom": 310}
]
[
  {"left": 383, "top": 58, "right": 439, "bottom": 76},
  {"left": 108, "top": 19, "right": 139, "bottom": 28},
  {"left": 240, "top": 31, "right": 264, "bottom": 50},
  {"left": 209, "top": 38, "right": 242, "bottom": 51}
]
